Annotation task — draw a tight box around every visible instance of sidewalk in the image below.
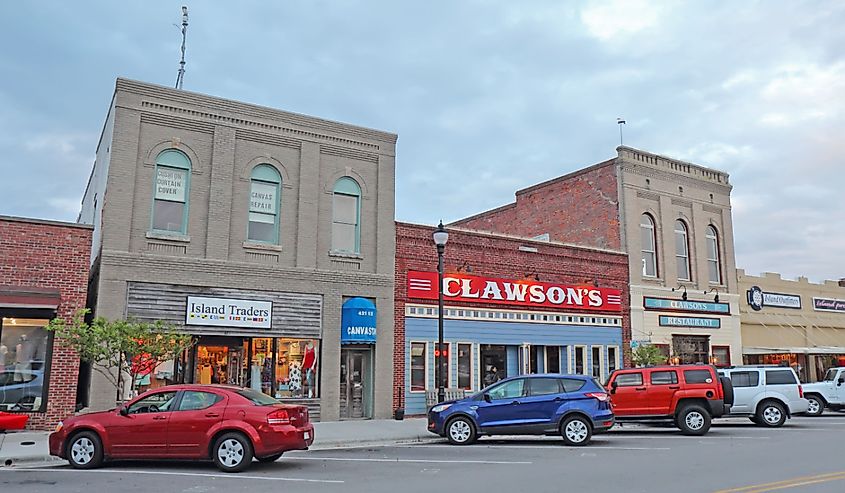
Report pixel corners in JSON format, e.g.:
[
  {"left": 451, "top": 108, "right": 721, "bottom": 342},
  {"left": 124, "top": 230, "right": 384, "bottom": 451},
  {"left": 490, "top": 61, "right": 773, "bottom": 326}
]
[{"left": 0, "top": 417, "right": 433, "bottom": 466}]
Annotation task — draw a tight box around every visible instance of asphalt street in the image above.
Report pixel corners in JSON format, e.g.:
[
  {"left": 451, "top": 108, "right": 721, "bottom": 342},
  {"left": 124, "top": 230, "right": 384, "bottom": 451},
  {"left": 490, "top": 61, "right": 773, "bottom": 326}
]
[{"left": 3, "top": 415, "right": 845, "bottom": 493}]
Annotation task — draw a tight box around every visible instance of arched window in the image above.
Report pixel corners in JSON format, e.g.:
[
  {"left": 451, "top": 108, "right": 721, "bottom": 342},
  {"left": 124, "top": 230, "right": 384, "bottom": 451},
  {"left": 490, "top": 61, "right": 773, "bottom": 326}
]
[
  {"left": 640, "top": 214, "right": 658, "bottom": 277},
  {"left": 332, "top": 177, "right": 361, "bottom": 253},
  {"left": 706, "top": 225, "right": 722, "bottom": 284},
  {"left": 248, "top": 164, "right": 282, "bottom": 243},
  {"left": 152, "top": 149, "right": 191, "bottom": 233},
  {"left": 674, "top": 220, "right": 691, "bottom": 281}
]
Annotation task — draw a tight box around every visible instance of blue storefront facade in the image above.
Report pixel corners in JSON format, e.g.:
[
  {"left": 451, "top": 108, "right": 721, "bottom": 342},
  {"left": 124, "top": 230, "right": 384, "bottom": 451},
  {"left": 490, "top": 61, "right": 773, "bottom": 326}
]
[{"left": 394, "top": 222, "right": 631, "bottom": 417}]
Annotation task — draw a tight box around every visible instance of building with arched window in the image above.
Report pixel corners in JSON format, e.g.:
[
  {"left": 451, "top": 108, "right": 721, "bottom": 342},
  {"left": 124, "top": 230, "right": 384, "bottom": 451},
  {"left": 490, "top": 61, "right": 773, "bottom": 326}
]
[
  {"left": 77, "top": 78, "right": 397, "bottom": 420},
  {"left": 453, "top": 146, "right": 741, "bottom": 367}
]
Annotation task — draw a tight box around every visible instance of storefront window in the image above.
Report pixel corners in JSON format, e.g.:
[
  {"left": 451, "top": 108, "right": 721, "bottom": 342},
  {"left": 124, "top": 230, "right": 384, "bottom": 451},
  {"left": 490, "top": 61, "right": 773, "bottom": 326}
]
[
  {"left": 274, "top": 338, "right": 319, "bottom": 399},
  {"left": 591, "top": 346, "right": 602, "bottom": 379},
  {"left": 250, "top": 338, "right": 274, "bottom": 395},
  {"left": 457, "top": 344, "right": 472, "bottom": 390},
  {"left": 711, "top": 346, "right": 731, "bottom": 367},
  {"left": 193, "top": 339, "right": 247, "bottom": 389},
  {"left": 546, "top": 346, "right": 561, "bottom": 374},
  {"left": 410, "top": 342, "right": 426, "bottom": 392},
  {"left": 575, "top": 346, "right": 586, "bottom": 375},
  {"left": 0, "top": 318, "right": 50, "bottom": 412},
  {"left": 608, "top": 346, "right": 619, "bottom": 374}
]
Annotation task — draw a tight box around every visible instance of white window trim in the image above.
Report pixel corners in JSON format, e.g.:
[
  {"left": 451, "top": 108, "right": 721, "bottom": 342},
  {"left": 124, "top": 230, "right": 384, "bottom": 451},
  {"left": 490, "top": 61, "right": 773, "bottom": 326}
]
[
  {"left": 456, "top": 342, "right": 474, "bottom": 391},
  {"left": 675, "top": 221, "right": 691, "bottom": 282},
  {"left": 641, "top": 214, "right": 658, "bottom": 278},
  {"left": 607, "top": 345, "right": 621, "bottom": 374},
  {"left": 591, "top": 345, "right": 606, "bottom": 381},
  {"left": 409, "top": 341, "right": 428, "bottom": 393},
  {"left": 574, "top": 345, "right": 588, "bottom": 376},
  {"left": 405, "top": 304, "right": 622, "bottom": 327},
  {"left": 565, "top": 346, "right": 572, "bottom": 374}
]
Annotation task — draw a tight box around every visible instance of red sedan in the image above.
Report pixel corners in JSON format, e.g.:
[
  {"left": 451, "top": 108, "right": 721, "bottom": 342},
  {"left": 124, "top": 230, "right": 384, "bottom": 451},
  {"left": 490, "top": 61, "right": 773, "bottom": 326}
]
[{"left": 49, "top": 384, "right": 314, "bottom": 472}]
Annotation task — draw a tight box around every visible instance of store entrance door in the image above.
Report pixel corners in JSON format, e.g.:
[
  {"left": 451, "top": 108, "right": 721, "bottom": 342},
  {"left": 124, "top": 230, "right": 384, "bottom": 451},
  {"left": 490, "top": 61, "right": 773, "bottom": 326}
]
[
  {"left": 480, "top": 344, "right": 507, "bottom": 389},
  {"left": 339, "top": 348, "right": 373, "bottom": 419},
  {"left": 192, "top": 337, "right": 247, "bottom": 387}
]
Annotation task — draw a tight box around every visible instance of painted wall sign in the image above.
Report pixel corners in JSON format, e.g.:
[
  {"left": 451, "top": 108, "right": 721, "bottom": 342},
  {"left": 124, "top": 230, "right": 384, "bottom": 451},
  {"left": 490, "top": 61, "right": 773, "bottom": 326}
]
[
  {"left": 644, "top": 297, "right": 730, "bottom": 315},
  {"left": 813, "top": 297, "right": 845, "bottom": 314},
  {"left": 406, "top": 271, "right": 623, "bottom": 312},
  {"left": 659, "top": 315, "right": 721, "bottom": 329},
  {"left": 155, "top": 167, "right": 187, "bottom": 202},
  {"left": 341, "top": 297, "right": 377, "bottom": 343},
  {"left": 747, "top": 286, "right": 801, "bottom": 311},
  {"left": 185, "top": 296, "right": 272, "bottom": 329}
]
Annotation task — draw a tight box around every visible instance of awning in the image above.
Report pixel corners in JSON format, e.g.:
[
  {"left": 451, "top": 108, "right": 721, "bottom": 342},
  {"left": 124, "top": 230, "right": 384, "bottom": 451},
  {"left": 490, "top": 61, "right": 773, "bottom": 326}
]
[
  {"left": 744, "top": 346, "right": 845, "bottom": 355},
  {"left": 0, "top": 286, "right": 61, "bottom": 309}
]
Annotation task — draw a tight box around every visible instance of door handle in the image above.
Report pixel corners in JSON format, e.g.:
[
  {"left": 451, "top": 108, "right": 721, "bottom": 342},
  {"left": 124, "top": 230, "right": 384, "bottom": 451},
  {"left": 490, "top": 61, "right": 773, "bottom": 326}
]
[
  {"left": 152, "top": 415, "right": 168, "bottom": 421},
  {"left": 511, "top": 400, "right": 521, "bottom": 405},
  {"left": 554, "top": 397, "right": 564, "bottom": 402},
  {"left": 205, "top": 412, "right": 220, "bottom": 418},
  {"left": 669, "top": 386, "right": 680, "bottom": 390},
  {"left": 635, "top": 387, "right": 647, "bottom": 391}
]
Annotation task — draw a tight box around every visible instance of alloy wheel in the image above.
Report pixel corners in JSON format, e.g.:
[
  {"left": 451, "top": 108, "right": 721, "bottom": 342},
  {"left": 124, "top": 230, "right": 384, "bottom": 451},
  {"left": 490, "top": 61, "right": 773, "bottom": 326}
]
[
  {"left": 217, "top": 438, "right": 245, "bottom": 467},
  {"left": 685, "top": 411, "right": 705, "bottom": 431},
  {"left": 763, "top": 406, "right": 782, "bottom": 425},
  {"left": 71, "top": 437, "right": 95, "bottom": 465},
  {"left": 807, "top": 398, "right": 821, "bottom": 415},
  {"left": 565, "top": 420, "right": 589, "bottom": 444},
  {"left": 449, "top": 419, "right": 472, "bottom": 443}
]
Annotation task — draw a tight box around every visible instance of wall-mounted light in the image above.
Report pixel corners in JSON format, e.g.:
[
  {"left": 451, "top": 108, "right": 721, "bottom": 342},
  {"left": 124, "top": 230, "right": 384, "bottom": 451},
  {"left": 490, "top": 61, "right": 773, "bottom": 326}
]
[
  {"left": 524, "top": 272, "right": 540, "bottom": 281},
  {"left": 456, "top": 260, "right": 472, "bottom": 273},
  {"left": 672, "top": 285, "right": 688, "bottom": 301},
  {"left": 706, "top": 288, "right": 721, "bottom": 303}
]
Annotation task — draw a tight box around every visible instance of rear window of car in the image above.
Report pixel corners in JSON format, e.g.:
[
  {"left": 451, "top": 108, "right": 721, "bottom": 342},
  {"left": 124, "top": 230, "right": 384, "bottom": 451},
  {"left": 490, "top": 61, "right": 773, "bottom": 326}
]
[
  {"left": 615, "top": 373, "right": 643, "bottom": 387},
  {"left": 528, "top": 378, "right": 562, "bottom": 396},
  {"left": 729, "top": 371, "right": 759, "bottom": 388},
  {"left": 683, "top": 369, "right": 714, "bottom": 384},
  {"left": 766, "top": 370, "right": 797, "bottom": 385},
  {"left": 236, "top": 388, "right": 280, "bottom": 405},
  {"left": 651, "top": 371, "right": 678, "bottom": 385},
  {"left": 560, "top": 378, "right": 587, "bottom": 392}
]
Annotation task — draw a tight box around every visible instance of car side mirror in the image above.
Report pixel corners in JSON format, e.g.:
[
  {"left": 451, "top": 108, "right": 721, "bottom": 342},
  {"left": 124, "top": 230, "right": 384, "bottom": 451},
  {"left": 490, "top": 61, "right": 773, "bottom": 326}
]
[
  {"left": 610, "top": 381, "right": 618, "bottom": 394},
  {"left": 119, "top": 406, "right": 129, "bottom": 416},
  {"left": 838, "top": 377, "right": 844, "bottom": 386},
  {"left": 483, "top": 393, "right": 492, "bottom": 403}
]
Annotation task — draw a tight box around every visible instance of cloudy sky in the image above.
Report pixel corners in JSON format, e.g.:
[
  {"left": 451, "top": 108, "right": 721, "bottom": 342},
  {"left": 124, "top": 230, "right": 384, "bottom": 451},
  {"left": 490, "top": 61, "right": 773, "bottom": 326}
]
[{"left": 1, "top": 1, "right": 842, "bottom": 282}]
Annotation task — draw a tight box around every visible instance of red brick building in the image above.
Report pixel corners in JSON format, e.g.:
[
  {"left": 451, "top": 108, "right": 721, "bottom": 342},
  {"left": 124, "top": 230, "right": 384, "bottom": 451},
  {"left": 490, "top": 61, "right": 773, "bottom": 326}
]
[
  {"left": 395, "top": 222, "right": 630, "bottom": 416},
  {"left": 0, "top": 216, "right": 92, "bottom": 430}
]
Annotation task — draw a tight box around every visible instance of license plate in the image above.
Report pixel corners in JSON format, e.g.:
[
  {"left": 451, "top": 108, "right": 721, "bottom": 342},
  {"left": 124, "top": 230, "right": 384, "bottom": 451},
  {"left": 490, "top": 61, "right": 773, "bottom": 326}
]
[{"left": 304, "top": 431, "right": 310, "bottom": 440}]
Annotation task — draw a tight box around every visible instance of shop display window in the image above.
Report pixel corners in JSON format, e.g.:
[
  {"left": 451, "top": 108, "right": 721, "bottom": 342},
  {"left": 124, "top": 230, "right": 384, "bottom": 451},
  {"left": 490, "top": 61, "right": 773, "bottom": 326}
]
[
  {"left": 0, "top": 318, "right": 50, "bottom": 412},
  {"left": 410, "top": 342, "right": 426, "bottom": 391},
  {"left": 194, "top": 341, "right": 247, "bottom": 388},
  {"left": 274, "top": 338, "right": 319, "bottom": 399},
  {"left": 251, "top": 338, "right": 274, "bottom": 395},
  {"left": 457, "top": 344, "right": 472, "bottom": 390}
]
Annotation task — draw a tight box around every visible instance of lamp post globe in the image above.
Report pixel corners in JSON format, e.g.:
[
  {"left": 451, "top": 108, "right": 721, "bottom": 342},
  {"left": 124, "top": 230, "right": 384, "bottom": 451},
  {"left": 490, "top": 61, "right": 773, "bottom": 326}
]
[{"left": 433, "top": 221, "right": 448, "bottom": 404}]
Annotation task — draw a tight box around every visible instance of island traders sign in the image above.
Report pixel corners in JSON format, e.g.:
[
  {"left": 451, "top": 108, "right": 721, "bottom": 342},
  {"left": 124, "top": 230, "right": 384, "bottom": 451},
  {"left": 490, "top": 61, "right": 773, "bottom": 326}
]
[
  {"left": 406, "top": 271, "right": 623, "bottom": 312},
  {"left": 186, "top": 296, "right": 272, "bottom": 329}
]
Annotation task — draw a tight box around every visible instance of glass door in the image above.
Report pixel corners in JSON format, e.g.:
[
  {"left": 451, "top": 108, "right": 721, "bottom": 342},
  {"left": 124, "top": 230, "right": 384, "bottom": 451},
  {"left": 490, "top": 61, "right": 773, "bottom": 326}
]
[{"left": 340, "top": 348, "right": 373, "bottom": 419}]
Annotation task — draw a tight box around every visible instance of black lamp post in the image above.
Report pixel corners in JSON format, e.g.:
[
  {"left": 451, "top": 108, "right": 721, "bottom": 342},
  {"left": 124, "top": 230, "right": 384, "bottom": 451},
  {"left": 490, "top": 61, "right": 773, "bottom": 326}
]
[{"left": 433, "top": 220, "right": 449, "bottom": 404}]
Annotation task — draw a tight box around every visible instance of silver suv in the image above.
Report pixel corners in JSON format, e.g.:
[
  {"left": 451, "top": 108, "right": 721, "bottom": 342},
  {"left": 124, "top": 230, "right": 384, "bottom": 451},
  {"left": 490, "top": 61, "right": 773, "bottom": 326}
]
[{"left": 717, "top": 366, "right": 809, "bottom": 427}]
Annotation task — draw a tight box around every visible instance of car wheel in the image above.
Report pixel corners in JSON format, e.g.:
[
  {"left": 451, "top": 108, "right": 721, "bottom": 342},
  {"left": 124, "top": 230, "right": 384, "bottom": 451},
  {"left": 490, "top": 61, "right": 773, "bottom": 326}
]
[
  {"left": 446, "top": 416, "right": 477, "bottom": 445},
  {"left": 66, "top": 431, "right": 104, "bottom": 469},
  {"left": 677, "top": 405, "right": 711, "bottom": 435},
  {"left": 757, "top": 401, "right": 787, "bottom": 427},
  {"left": 805, "top": 395, "right": 824, "bottom": 416},
  {"left": 749, "top": 416, "right": 761, "bottom": 425},
  {"left": 257, "top": 453, "right": 283, "bottom": 463},
  {"left": 561, "top": 415, "right": 593, "bottom": 446},
  {"left": 212, "top": 432, "right": 254, "bottom": 473}
]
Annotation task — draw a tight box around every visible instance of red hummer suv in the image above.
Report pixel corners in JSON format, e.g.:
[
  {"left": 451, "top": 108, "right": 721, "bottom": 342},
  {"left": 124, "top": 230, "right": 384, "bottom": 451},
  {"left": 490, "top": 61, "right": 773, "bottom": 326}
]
[{"left": 606, "top": 365, "right": 733, "bottom": 435}]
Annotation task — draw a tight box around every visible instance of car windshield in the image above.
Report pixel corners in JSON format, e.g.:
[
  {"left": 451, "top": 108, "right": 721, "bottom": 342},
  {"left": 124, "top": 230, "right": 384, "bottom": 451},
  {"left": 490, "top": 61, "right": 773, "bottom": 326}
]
[
  {"left": 235, "top": 388, "right": 280, "bottom": 406},
  {"left": 822, "top": 369, "right": 838, "bottom": 382}
]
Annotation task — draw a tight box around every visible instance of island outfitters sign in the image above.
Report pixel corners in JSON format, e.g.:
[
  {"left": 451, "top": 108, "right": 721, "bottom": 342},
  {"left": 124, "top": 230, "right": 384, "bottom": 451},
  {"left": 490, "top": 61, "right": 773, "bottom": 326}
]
[
  {"left": 186, "top": 296, "right": 273, "bottom": 329},
  {"left": 406, "top": 271, "right": 623, "bottom": 312},
  {"left": 747, "top": 286, "right": 802, "bottom": 311}
]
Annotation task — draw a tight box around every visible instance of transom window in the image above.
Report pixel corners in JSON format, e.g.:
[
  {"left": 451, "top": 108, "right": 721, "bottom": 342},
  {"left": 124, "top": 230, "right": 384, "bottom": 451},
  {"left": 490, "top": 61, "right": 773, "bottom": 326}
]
[
  {"left": 152, "top": 150, "right": 191, "bottom": 233},
  {"left": 674, "top": 220, "right": 691, "bottom": 281},
  {"left": 332, "top": 177, "right": 361, "bottom": 253},
  {"left": 706, "top": 225, "right": 722, "bottom": 284},
  {"left": 640, "top": 213, "right": 658, "bottom": 277},
  {"left": 248, "top": 164, "right": 282, "bottom": 243}
]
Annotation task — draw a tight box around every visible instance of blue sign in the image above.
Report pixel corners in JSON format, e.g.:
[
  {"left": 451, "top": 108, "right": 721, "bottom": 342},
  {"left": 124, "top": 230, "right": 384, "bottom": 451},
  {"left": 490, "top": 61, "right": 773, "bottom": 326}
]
[
  {"left": 341, "top": 297, "right": 377, "bottom": 343},
  {"left": 659, "top": 315, "right": 721, "bottom": 329},
  {"left": 644, "top": 297, "right": 730, "bottom": 315}
]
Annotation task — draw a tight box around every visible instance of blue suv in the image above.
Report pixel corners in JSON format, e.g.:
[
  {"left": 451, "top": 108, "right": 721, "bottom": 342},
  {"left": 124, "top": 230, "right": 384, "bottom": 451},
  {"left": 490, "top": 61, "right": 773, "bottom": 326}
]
[{"left": 427, "top": 374, "right": 614, "bottom": 446}]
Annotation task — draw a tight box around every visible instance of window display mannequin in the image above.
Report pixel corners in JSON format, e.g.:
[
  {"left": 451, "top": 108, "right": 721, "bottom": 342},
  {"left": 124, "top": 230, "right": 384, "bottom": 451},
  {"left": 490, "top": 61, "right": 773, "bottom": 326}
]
[
  {"left": 302, "top": 341, "right": 317, "bottom": 398},
  {"left": 0, "top": 344, "right": 7, "bottom": 371},
  {"left": 14, "top": 334, "right": 34, "bottom": 382}
]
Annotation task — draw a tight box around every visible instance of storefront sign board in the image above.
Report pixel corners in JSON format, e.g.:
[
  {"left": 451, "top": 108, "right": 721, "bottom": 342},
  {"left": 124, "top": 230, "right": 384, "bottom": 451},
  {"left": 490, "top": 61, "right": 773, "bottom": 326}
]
[
  {"left": 813, "top": 297, "right": 845, "bottom": 314},
  {"left": 406, "top": 271, "right": 623, "bottom": 312},
  {"left": 341, "top": 297, "right": 377, "bottom": 343},
  {"left": 659, "top": 315, "right": 721, "bottom": 329},
  {"left": 644, "top": 297, "right": 730, "bottom": 315},
  {"left": 185, "top": 296, "right": 272, "bottom": 329},
  {"left": 155, "top": 168, "right": 187, "bottom": 202},
  {"left": 747, "top": 286, "right": 801, "bottom": 310}
]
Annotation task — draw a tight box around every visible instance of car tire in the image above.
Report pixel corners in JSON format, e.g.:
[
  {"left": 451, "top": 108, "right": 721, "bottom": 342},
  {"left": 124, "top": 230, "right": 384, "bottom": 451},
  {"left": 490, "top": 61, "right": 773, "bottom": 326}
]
[
  {"left": 749, "top": 416, "right": 761, "bottom": 425},
  {"left": 212, "top": 432, "right": 254, "bottom": 473},
  {"left": 805, "top": 395, "right": 824, "bottom": 416},
  {"left": 257, "top": 453, "right": 283, "bottom": 463},
  {"left": 445, "top": 416, "right": 477, "bottom": 445},
  {"left": 756, "top": 401, "right": 787, "bottom": 427},
  {"left": 66, "top": 431, "right": 104, "bottom": 469},
  {"left": 560, "top": 415, "right": 593, "bottom": 446},
  {"left": 677, "top": 405, "right": 711, "bottom": 435}
]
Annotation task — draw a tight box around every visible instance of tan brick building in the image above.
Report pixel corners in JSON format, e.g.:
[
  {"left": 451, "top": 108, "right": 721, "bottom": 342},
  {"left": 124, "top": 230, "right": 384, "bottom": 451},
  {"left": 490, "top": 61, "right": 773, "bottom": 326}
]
[
  {"left": 78, "top": 79, "right": 397, "bottom": 420},
  {"left": 739, "top": 270, "right": 845, "bottom": 382},
  {"left": 454, "top": 146, "right": 741, "bottom": 366}
]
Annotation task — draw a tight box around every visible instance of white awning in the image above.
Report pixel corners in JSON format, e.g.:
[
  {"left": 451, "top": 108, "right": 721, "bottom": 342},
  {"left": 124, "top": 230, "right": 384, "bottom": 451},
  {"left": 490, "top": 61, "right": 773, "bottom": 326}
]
[{"left": 743, "top": 346, "right": 845, "bottom": 355}]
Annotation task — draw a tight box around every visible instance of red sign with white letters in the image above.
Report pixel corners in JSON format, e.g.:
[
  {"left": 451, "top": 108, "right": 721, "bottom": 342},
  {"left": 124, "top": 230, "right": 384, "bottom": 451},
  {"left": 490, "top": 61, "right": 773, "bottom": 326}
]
[{"left": 407, "top": 271, "right": 623, "bottom": 312}]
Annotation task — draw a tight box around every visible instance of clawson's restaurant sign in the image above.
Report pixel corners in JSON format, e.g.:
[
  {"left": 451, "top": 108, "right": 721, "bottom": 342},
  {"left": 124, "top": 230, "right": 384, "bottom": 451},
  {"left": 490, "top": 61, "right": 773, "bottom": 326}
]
[{"left": 407, "top": 271, "right": 623, "bottom": 312}]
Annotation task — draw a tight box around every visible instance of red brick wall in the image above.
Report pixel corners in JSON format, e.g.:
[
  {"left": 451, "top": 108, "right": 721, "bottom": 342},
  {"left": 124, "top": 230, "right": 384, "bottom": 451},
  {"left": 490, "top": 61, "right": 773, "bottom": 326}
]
[
  {"left": 453, "top": 160, "right": 622, "bottom": 251},
  {"left": 0, "top": 217, "right": 92, "bottom": 430},
  {"left": 393, "top": 222, "right": 631, "bottom": 412}
]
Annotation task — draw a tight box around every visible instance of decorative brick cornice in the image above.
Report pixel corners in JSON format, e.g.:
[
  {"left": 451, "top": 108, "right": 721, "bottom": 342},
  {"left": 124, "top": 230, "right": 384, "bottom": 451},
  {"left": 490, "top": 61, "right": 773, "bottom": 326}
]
[{"left": 621, "top": 163, "right": 733, "bottom": 194}]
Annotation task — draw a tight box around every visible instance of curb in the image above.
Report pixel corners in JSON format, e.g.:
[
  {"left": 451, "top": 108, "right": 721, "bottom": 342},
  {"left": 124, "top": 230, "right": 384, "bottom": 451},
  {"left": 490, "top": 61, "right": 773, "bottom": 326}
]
[{"left": 1, "top": 455, "right": 65, "bottom": 469}]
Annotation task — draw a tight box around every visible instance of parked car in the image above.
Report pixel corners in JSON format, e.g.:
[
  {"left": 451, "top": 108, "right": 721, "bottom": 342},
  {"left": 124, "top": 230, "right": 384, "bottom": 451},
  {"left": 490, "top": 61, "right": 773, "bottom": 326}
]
[
  {"left": 0, "top": 369, "right": 44, "bottom": 411},
  {"left": 802, "top": 367, "right": 845, "bottom": 416},
  {"left": 49, "top": 384, "right": 314, "bottom": 472},
  {"left": 606, "top": 365, "right": 732, "bottom": 435},
  {"left": 427, "top": 374, "right": 614, "bottom": 446},
  {"left": 716, "top": 366, "right": 808, "bottom": 427}
]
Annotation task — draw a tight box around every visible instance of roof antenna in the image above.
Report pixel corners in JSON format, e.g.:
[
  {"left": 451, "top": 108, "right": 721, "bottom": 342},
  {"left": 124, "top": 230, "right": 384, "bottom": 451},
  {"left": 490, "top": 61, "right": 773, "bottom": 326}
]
[
  {"left": 617, "top": 118, "right": 626, "bottom": 146},
  {"left": 175, "top": 6, "right": 189, "bottom": 89}
]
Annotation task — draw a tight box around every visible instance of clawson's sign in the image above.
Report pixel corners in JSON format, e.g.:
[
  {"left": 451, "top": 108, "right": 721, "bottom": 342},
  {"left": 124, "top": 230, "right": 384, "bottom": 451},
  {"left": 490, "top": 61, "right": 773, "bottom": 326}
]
[{"left": 407, "top": 271, "right": 622, "bottom": 312}]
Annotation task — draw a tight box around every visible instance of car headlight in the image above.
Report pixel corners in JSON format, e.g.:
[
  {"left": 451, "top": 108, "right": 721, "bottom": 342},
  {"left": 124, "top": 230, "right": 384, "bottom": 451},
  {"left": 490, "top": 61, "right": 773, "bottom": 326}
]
[
  {"left": 431, "top": 404, "right": 452, "bottom": 413},
  {"left": 54, "top": 421, "right": 63, "bottom": 433}
]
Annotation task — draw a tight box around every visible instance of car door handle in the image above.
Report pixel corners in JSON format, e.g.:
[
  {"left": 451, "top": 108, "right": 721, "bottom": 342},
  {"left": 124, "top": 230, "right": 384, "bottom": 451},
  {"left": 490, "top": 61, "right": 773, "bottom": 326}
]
[
  {"left": 554, "top": 397, "right": 564, "bottom": 402},
  {"left": 511, "top": 401, "right": 521, "bottom": 405},
  {"left": 635, "top": 387, "right": 647, "bottom": 391},
  {"left": 152, "top": 415, "right": 168, "bottom": 421},
  {"left": 669, "top": 386, "right": 680, "bottom": 390},
  {"left": 205, "top": 412, "right": 220, "bottom": 418}
]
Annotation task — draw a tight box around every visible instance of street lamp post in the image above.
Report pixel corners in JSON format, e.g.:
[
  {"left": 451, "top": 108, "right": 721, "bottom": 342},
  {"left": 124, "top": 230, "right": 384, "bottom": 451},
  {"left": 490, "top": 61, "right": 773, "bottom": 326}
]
[{"left": 433, "top": 221, "right": 449, "bottom": 404}]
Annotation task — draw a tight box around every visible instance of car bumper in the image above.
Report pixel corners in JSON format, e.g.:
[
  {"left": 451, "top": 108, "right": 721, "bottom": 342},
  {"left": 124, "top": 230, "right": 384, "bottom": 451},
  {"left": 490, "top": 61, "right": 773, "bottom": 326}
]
[
  {"left": 592, "top": 414, "right": 615, "bottom": 433},
  {"left": 253, "top": 422, "right": 315, "bottom": 457},
  {"left": 427, "top": 414, "right": 446, "bottom": 436},
  {"left": 790, "top": 398, "right": 810, "bottom": 415},
  {"left": 707, "top": 399, "right": 729, "bottom": 418},
  {"left": 48, "top": 431, "right": 67, "bottom": 459}
]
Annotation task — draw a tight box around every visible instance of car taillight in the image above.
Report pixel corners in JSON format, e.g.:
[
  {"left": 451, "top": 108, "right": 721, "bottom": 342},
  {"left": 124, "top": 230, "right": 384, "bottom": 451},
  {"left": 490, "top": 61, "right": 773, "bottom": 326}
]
[
  {"left": 585, "top": 392, "right": 609, "bottom": 402},
  {"left": 798, "top": 385, "right": 804, "bottom": 399},
  {"left": 267, "top": 409, "right": 291, "bottom": 425}
]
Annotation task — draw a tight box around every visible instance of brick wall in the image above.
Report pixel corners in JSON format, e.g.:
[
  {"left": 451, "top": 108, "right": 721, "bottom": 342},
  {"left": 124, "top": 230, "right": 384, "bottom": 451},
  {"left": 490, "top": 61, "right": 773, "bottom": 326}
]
[
  {"left": 0, "top": 217, "right": 92, "bottom": 430},
  {"left": 393, "top": 222, "right": 631, "bottom": 411},
  {"left": 453, "top": 160, "right": 622, "bottom": 251}
]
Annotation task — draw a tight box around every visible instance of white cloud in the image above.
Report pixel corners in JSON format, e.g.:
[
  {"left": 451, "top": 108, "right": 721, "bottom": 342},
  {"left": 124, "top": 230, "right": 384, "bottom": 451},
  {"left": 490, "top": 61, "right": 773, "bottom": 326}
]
[{"left": 580, "top": 0, "right": 669, "bottom": 41}]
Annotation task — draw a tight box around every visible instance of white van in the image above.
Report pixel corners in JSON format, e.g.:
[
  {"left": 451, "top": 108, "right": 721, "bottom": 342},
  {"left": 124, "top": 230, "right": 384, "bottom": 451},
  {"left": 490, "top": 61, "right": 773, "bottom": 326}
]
[{"left": 716, "top": 366, "right": 809, "bottom": 427}]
